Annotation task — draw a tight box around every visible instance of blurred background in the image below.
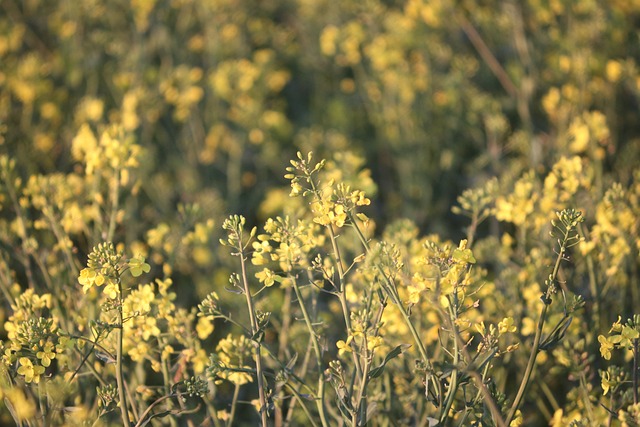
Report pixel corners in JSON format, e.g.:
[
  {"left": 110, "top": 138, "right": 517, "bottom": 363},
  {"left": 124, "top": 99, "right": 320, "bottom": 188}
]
[{"left": 1, "top": 0, "right": 639, "bottom": 314}]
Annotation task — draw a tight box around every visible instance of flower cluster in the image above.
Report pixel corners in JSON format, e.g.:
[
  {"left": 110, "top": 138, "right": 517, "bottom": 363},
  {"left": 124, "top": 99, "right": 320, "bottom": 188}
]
[{"left": 78, "top": 242, "right": 150, "bottom": 299}]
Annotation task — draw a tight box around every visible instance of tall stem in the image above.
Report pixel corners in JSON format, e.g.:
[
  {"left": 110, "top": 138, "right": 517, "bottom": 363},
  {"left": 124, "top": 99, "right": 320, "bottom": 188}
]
[
  {"left": 238, "top": 245, "right": 268, "bottom": 427},
  {"left": 439, "top": 300, "right": 460, "bottom": 423},
  {"left": 291, "top": 276, "right": 330, "bottom": 427},
  {"left": 633, "top": 338, "right": 639, "bottom": 405},
  {"left": 324, "top": 223, "right": 363, "bottom": 380},
  {"left": 116, "top": 281, "right": 131, "bottom": 426},
  {"left": 505, "top": 234, "right": 567, "bottom": 425},
  {"left": 349, "top": 215, "right": 440, "bottom": 405}
]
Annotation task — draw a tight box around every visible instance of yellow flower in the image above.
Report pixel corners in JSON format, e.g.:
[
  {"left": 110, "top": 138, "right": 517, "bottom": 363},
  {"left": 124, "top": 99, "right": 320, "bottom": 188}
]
[
  {"left": 17, "top": 358, "right": 45, "bottom": 383},
  {"left": 331, "top": 204, "right": 347, "bottom": 227},
  {"left": 290, "top": 181, "right": 302, "bottom": 196},
  {"left": 129, "top": 255, "right": 151, "bottom": 277},
  {"left": 609, "top": 316, "right": 623, "bottom": 333},
  {"left": 601, "top": 370, "right": 613, "bottom": 395},
  {"left": 475, "top": 321, "right": 486, "bottom": 336},
  {"left": 196, "top": 316, "right": 215, "bottom": 340},
  {"left": 509, "top": 410, "right": 523, "bottom": 426},
  {"left": 36, "top": 342, "right": 56, "bottom": 367},
  {"left": 336, "top": 336, "right": 353, "bottom": 356},
  {"left": 367, "top": 335, "right": 383, "bottom": 351},
  {"left": 598, "top": 335, "right": 614, "bottom": 360},
  {"left": 498, "top": 317, "right": 517, "bottom": 336},
  {"left": 103, "top": 278, "right": 120, "bottom": 299},
  {"left": 251, "top": 240, "right": 272, "bottom": 265},
  {"left": 78, "top": 268, "right": 97, "bottom": 293},
  {"left": 255, "top": 268, "right": 278, "bottom": 287}
]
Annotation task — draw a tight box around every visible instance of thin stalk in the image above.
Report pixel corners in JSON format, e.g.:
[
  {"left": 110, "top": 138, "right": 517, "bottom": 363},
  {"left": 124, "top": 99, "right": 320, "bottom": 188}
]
[
  {"left": 238, "top": 251, "right": 268, "bottom": 427},
  {"left": 326, "top": 226, "right": 360, "bottom": 367},
  {"left": 133, "top": 393, "right": 188, "bottom": 427},
  {"left": 634, "top": 338, "right": 639, "bottom": 405},
  {"left": 536, "top": 377, "right": 560, "bottom": 412},
  {"left": 283, "top": 383, "right": 320, "bottom": 427},
  {"left": 38, "top": 381, "right": 46, "bottom": 427},
  {"left": 307, "top": 180, "right": 362, "bottom": 379},
  {"left": 446, "top": 294, "right": 506, "bottom": 427},
  {"left": 159, "top": 338, "right": 178, "bottom": 427},
  {"left": 439, "top": 299, "right": 460, "bottom": 423},
  {"left": 284, "top": 323, "right": 315, "bottom": 425},
  {"left": 607, "top": 393, "right": 614, "bottom": 427},
  {"left": 274, "top": 286, "right": 292, "bottom": 427},
  {"left": 291, "top": 276, "right": 330, "bottom": 427},
  {"left": 349, "top": 214, "right": 441, "bottom": 406},
  {"left": 353, "top": 330, "right": 371, "bottom": 426},
  {"left": 578, "top": 223, "right": 600, "bottom": 332},
  {"left": 116, "top": 285, "right": 131, "bottom": 426},
  {"left": 227, "top": 383, "right": 241, "bottom": 427},
  {"left": 505, "top": 235, "right": 568, "bottom": 425}
]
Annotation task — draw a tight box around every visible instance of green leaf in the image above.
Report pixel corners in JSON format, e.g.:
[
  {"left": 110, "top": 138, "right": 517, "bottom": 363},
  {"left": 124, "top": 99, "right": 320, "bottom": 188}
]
[
  {"left": 368, "top": 344, "right": 411, "bottom": 379},
  {"left": 539, "top": 316, "right": 573, "bottom": 350}
]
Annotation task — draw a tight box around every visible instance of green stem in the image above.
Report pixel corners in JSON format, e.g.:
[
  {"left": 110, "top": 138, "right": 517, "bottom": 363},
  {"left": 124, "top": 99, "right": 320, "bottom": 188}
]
[
  {"left": 116, "top": 289, "right": 131, "bottom": 426},
  {"left": 578, "top": 223, "right": 600, "bottom": 332},
  {"left": 283, "top": 383, "right": 320, "bottom": 427},
  {"left": 439, "top": 299, "right": 460, "bottom": 423},
  {"left": 634, "top": 338, "right": 639, "bottom": 405},
  {"left": 291, "top": 276, "right": 330, "bottom": 427},
  {"left": 349, "top": 214, "right": 440, "bottom": 407},
  {"left": 238, "top": 242, "right": 268, "bottom": 427},
  {"left": 505, "top": 235, "right": 568, "bottom": 425},
  {"left": 227, "top": 383, "right": 241, "bottom": 427}
]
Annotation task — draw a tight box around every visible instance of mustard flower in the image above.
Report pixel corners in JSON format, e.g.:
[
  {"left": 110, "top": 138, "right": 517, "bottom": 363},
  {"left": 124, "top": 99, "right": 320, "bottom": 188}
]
[
  {"left": 36, "top": 342, "right": 56, "bottom": 367},
  {"left": 251, "top": 240, "right": 272, "bottom": 265},
  {"left": 103, "top": 278, "right": 120, "bottom": 299},
  {"left": 452, "top": 239, "right": 476, "bottom": 264},
  {"left": 367, "top": 335, "right": 384, "bottom": 351},
  {"left": 498, "top": 317, "right": 517, "bottom": 336},
  {"left": 509, "top": 410, "right": 523, "bottom": 426},
  {"left": 598, "top": 335, "right": 614, "bottom": 360},
  {"left": 78, "top": 268, "right": 97, "bottom": 293},
  {"left": 17, "top": 358, "right": 45, "bottom": 384},
  {"left": 336, "top": 336, "right": 353, "bottom": 356},
  {"left": 601, "top": 370, "right": 614, "bottom": 396},
  {"left": 128, "top": 255, "right": 151, "bottom": 277},
  {"left": 255, "top": 268, "right": 278, "bottom": 287},
  {"left": 196, "top": 316, "right": 215, "bottom": 340}
]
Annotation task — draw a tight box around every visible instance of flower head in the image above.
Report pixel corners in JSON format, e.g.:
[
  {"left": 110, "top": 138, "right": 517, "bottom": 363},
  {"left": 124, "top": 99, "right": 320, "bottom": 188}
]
[{"left": 17, "top": 357, "right": 45, "bottom": 383}]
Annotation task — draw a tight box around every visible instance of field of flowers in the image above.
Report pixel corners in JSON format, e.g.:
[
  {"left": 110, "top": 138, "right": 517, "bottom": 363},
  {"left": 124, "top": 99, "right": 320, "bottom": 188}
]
[{"left": 1, "top": 0, "right": 639, "bottom": 425}]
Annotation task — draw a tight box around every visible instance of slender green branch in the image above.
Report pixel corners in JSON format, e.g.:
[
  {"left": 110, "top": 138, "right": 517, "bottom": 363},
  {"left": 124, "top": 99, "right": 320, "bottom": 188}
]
[
  {"left": 505, "top": 210, "right": 582, "bottom": 424},
  {"left": 283, "top": 382, "right": 320, "bottom": 427},
  {"left": 116, "top": 282, "right": 131, "bottom": 426},
  {"left": 227, "top": 383, "right": 241, "bottom": 427},
  {"left": 348, "top": 212, "right": 440, "bottom": 408},
  {"left": 439, "top": 298, "right": 460, "bottom": 423},
  {"left": 237, "top": 246, "right": 269, "bottom": 427},
  {"left": 634, "top": 338, "right": 639, "bottom": 405},
  {"left": 291, "top": 275, "right": 330, "bottom": 427}
]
